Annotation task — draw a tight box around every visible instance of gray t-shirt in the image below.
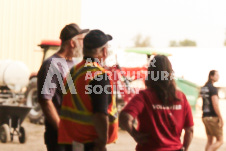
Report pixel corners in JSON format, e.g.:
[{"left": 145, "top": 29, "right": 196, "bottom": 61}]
[{"left": 37, "top": 53, "right": 75, "bottom": 114}]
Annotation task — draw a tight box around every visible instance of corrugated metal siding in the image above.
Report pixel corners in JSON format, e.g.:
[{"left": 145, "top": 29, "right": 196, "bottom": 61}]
[{"left": 0, "top": 0, "right": 81, "bottom": 72}]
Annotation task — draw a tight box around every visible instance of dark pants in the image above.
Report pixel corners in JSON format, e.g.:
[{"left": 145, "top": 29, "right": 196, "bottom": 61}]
[
  {"left": 46, "top": 143, "right": 72, "bottom": 151},
  {"left": 84, "top": 142, "right": 108, "bottom": 151},
  {"left": 45, "top": 125, "right": 72, "bottom": 151},
  {"left": 84, "top": 142, "right": 95, "bottom": 151}
]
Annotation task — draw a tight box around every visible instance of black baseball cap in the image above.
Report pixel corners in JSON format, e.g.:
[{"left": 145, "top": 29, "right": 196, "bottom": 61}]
[
  {"left": 83, "top": 29, "right": 112, "bottom": 49},
  {"left": 60, "top": 23, "right": 89, "bottom": 42}
]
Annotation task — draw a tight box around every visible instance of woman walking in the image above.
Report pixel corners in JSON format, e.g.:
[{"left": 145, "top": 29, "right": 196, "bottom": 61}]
[{"left": 201, "top": 70, "right": 223, "bottom": 151}]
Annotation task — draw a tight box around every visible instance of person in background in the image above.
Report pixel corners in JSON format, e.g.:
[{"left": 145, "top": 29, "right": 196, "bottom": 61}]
[
  {"left": 119, "top": 55, "right": 194, "bottom": 151},
  {"left": 37, "top": 23, "right": 88, "bottom": 151},
  {"left": 58, "top": 29, "right": 118, "bottom": 151},
  {"left": 201, "top": 70, "right": 223, "bottom": 151}
]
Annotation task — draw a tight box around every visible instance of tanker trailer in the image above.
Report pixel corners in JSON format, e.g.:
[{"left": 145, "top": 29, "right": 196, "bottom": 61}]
[
  {"left": 0, "top": 60, "right": 30, "bottom": 104},
  {"left": 0, "top": 60, "right": 31, "bottom": 143}
]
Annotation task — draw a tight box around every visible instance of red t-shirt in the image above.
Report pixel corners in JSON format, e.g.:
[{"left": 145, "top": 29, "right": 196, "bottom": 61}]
[{"left": 122, "top": 89, "right": 194, "bottom": 151}]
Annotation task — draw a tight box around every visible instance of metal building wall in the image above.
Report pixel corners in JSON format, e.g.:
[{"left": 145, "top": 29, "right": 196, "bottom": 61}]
[{"left": 0, "top": 0, "right": 81, "bottom": 72}]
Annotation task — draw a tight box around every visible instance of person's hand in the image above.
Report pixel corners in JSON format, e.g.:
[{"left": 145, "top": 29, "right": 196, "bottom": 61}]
[
  {"left": 93, "top": 139, "right": 107, "bottom": 151},
  {"left": 131, "top": 128, "right": 150, "bottom": 144},
  {"left": 219, "top": 117, "right": 224, "bottom": 128}
]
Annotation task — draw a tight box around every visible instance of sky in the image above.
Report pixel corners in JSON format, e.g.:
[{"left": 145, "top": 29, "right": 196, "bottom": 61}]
[
  {"left": 81, "top": 0, "right": 226, "bottom": 86},
  {"left": 81, "top": 0, "right": 226, "bottom": 48}
]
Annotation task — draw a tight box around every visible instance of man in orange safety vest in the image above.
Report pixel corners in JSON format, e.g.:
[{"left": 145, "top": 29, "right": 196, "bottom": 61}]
[{"left": 58, "top": 29, "right": 118, "bottom": 151}]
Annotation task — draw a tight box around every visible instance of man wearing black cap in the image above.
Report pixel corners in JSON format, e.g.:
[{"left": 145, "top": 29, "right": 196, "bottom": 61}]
[
  {"left": 37, "top": 23, "right": 89, "bottom": 151},
  {"left": 59, "top": 29, "right": 118, "bottom": 151}
]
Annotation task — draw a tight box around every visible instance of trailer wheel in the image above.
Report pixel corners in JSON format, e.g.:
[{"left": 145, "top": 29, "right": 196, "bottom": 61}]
[
  {"left": 19, "top": 127, "right": 27, "bottom": 143},
  {"left": 0, "top": 124, "right": 10, "bottom": 143},
  {"left": 26, "top": 77, "right": 44, "bottom": 124}
]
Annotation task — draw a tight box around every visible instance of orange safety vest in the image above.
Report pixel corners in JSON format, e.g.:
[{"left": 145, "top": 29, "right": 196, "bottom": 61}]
[{"left": 58, "top": 60, "right": 118, "bottom": 144}]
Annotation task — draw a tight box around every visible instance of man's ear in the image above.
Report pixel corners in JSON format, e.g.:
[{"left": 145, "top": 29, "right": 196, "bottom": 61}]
[
  {"left": 103, "top": 47, "right": 107, "bottom": 58},
  {"left": 70, "top": 39, "right": 76, "bottom": 48}
]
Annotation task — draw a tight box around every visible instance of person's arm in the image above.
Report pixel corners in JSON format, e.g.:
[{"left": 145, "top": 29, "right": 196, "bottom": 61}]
[
  {"left": 182, "top": 92, "right": 194, "bottom": 151},
  {"left": 119, "top": 111, "right": 134, "bottom": 135},
  {"left": 212, "top": 95, "right": 224, "bottom": 127},
  {"left": 37, "top": 62, "right": 60, "bottom": 130},
  {"left": 119, "top": 93, "right": 150, "bottom": 144},
  {"left": 93, "top": 113, "right": 108, "bottom": 151},
  {"left": 119, "top": 94, "right": 144, "bottom": 135},
  {"left": 38, "top": 99, "right": 60, "bottom": 130},
  {"left": 183, "top": 126, "right": 193, "bottom": 151},
  {"left": 90, "top": 73, "right": 110, "bottom": 151},
  {"left": 119, "top": 111, "right": 150, "bottom": 144}
]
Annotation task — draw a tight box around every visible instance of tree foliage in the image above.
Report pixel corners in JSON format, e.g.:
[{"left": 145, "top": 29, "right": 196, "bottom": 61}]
[
  {"left": 169, "top": 40, "right": 178, "bottom": 47},
  {"left": 169, "top": 39, "right": 197, "bottom": 47},
  {"left": 179, "top": 39, "right": 196, "bottom": 46},
  {"left": 134, "top": 34, "right": 151, "bottom": 47}
]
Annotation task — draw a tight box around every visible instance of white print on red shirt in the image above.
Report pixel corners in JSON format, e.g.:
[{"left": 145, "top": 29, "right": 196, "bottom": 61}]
[{"left": 152, "top": 104, "right": 182, "bottom": 110}]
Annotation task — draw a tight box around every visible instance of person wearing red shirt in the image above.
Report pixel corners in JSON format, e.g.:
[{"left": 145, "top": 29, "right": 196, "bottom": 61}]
[{"left": 119, "top": 55, "right": 194, "bottom": 151}]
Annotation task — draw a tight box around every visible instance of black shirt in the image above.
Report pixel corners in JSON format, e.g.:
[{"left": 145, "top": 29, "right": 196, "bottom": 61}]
[
  {"left": 83, "top": 56, "right": 112, "bottom": 114},
  {"left": 89, "top": 73, "right": 112, "bottom": 115},
  {"left": 201, "top": 82, "right": 218, "bottom": 117}
]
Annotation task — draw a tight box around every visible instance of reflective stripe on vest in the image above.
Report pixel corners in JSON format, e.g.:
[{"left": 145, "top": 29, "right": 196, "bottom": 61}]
[
  {"left": 65, "top": 66, "right": 102, "bottom": 112},
  {"left": 62, "top": 62, "right": 117, "bottom": 120},
  {"left": 60, "top": 106, "right": 93, "bottom": 124},
  {"left": 59, "top": 61, "right": 118, "bottom": 143}
]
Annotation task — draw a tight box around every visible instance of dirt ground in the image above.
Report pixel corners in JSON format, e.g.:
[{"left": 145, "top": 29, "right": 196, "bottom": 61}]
[{"left": 1, "top": 98, "right": 226, "bottom": 151}]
